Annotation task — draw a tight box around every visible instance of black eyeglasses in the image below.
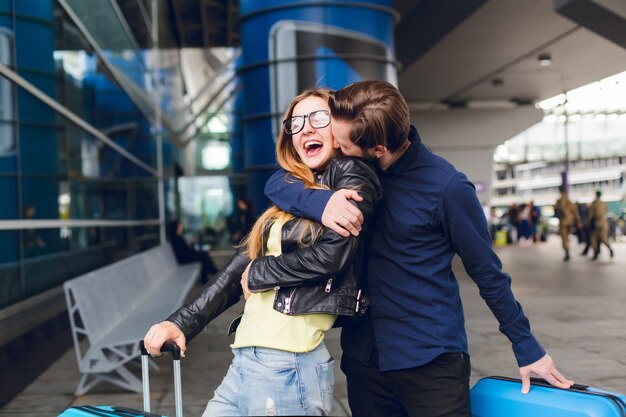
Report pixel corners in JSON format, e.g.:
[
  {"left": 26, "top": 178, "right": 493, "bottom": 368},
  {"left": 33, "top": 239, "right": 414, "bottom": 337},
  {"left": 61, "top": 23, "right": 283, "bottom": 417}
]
[{"left": 283, "top": 110, "right": 331, "bottom": 135}]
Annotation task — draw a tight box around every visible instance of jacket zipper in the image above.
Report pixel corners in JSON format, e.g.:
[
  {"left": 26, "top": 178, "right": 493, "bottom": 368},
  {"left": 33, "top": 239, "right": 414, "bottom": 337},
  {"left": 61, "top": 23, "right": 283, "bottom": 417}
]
[
  {"left": 355, "top": 289, "right": 362, "bottom": 312},
  {"left": 273, "top": 285, "right": 280, "bottom": 307},
  {"left": 283, "top": 288, "right": 296, "bottom": 313},
  {"left": 325, "top": 278, "right": 333, "bottom": 293}
]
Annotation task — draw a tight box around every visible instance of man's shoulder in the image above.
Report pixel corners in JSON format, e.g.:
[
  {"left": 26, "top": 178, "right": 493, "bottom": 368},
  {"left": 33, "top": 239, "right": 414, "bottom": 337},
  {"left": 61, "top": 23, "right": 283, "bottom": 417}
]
[{"left": 418, "top": 146, "right": 460, "bottom": 178}]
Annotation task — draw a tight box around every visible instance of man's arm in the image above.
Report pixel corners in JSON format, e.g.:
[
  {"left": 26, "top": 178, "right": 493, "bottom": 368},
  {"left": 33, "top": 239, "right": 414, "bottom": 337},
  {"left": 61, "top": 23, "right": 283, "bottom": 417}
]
[
  {"left": 440, "top": 173, "right": 572, "bottom": 392},
  {"left": 265, "top": 168, "right": 364, "bottom": 237}
]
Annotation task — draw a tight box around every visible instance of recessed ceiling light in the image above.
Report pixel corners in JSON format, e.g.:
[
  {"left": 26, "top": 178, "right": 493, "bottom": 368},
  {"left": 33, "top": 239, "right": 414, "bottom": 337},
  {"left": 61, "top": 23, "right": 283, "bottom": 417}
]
[{"left": 538, "top": 53, "right": 552, "bottom": 66}]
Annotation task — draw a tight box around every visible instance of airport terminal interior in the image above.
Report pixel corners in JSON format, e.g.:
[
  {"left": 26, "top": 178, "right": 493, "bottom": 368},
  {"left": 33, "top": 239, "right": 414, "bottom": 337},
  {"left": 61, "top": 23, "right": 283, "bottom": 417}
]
[{"left": 0, "top": 0, "right": 625, "bottom": 415}]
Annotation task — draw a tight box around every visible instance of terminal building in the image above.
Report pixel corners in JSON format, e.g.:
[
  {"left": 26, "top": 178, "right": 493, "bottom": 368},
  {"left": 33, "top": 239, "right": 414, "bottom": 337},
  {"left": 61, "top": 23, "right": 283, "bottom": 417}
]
[
  {"left": 1, "top": 0, "right": 626, "bottom": 413},
  {"left": 491, "top": 74, "right": 626, "bottom": 211}
]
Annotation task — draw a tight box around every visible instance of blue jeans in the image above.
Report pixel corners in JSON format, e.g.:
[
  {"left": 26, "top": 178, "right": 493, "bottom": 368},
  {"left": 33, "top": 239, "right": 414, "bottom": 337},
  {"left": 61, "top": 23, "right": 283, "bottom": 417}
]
[{"left": 202, "top": 343, "right": 335, "bottom": 416}]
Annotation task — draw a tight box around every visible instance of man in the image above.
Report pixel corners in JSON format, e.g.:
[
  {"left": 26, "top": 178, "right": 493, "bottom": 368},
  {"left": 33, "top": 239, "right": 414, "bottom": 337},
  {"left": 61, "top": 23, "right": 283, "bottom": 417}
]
[
  {"left": 265, "top": 80, "right": 572, "bottom": 417},
  {"left": 555, "top": 186, "right": 581, "bottom": 261},
  {"left": 588, "top": 190, "right": 614, "bottom": 260}
]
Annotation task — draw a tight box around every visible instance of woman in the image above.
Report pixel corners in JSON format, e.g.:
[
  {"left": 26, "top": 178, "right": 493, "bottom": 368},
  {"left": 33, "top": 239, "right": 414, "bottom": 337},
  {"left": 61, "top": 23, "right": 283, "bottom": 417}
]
[{"left": 143, "top": 88, "right": 381, "bottom": 416}]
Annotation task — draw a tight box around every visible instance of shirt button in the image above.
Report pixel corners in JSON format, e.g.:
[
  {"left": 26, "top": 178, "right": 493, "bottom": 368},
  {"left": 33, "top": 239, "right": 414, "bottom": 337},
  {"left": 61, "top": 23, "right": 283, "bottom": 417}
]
[{"left": 276, "top": 302, "right": 282, "bottom": 307}]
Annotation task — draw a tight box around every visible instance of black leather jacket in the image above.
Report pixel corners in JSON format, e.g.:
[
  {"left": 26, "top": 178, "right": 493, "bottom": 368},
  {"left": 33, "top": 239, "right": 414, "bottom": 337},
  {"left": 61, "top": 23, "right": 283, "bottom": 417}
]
[{"left": 167, "top": 157, "right": 381, "bottom": 342}]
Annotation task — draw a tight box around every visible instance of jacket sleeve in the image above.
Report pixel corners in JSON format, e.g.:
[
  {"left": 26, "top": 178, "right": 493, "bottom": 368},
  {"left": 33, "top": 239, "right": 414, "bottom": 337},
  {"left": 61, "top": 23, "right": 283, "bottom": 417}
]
[
  {"left": 439, "top": 173, "right": 545, "bottom": 367},
  {"left": 249, "top": 159, "right": 381, "bottom": 290},
  {"left": 166, "top": 252, "right": 247, "bottom": 342},
  {"left": 265, "top": 168, "right": 334, "bottom": 223}
]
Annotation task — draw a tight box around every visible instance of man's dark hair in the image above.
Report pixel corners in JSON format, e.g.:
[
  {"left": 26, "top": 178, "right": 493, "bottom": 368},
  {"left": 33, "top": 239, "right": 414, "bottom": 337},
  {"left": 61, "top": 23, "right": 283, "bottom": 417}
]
[{"left": 329, "top": 80, "right": 410, "bottom": 152}]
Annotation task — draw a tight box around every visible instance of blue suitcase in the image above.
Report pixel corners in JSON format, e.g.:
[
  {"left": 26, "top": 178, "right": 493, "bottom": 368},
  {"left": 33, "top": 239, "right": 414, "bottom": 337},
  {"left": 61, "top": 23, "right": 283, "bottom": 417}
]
[
  {"left": 59, "top": 341, "right": 183, "bottom": 417},
  {"left": 471, "top": 376, "right": 626, "bottom": 417}
]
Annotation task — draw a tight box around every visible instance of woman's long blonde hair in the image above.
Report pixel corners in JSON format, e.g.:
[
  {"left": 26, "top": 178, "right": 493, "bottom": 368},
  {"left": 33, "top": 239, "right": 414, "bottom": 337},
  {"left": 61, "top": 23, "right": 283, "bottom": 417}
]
[{"left": 241, "top": 88, "right": 334, "bottom": 259}]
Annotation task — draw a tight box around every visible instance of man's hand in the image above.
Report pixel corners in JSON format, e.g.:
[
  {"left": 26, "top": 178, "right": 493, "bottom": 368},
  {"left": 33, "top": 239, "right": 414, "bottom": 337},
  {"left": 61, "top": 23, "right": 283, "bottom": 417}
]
[
  {"left": 241, "top": 262, "right": 252, "bottom": 300},
  {"left": 321, "top": 189, "right": 364, "bottom": 237},
  {"left": 519, "top": 353, "right": 573, "bottom": 394}
]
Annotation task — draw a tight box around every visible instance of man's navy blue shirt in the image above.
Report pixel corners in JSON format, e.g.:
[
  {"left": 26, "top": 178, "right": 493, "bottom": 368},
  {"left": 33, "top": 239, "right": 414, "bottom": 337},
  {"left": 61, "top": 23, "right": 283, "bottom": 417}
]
[{"left": 265, "top": 126, "right": 545, "bottom": 371}]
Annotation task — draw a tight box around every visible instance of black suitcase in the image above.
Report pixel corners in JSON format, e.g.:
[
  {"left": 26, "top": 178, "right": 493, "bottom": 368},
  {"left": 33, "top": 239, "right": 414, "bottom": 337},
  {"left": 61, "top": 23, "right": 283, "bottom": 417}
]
[{"left": 58, "top": 341, "right": 183, "bottom": 417}]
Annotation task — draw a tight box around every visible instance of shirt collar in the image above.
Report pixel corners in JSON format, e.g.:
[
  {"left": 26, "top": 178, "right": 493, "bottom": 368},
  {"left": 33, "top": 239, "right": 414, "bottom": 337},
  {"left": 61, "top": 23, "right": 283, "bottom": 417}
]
[{"left": 381, "top": 125, "right": 421, "bottom": 177}]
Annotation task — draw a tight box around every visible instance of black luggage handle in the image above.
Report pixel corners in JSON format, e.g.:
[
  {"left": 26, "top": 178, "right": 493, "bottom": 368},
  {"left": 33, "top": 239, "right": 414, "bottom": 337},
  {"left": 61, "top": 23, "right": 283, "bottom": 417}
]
[
  {"left": 529, "top": 377, "right": 589, "bottom": 391},
  {"left": 139, "top": 340, "right": 184, "bottom": 416},
  {"left": 139, "top": 339, "right": 181, "bottom": 360}
]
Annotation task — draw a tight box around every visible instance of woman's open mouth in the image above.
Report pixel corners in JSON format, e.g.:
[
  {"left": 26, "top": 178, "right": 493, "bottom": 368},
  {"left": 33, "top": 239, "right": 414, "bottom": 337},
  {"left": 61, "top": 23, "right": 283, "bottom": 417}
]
[{"left": 304, "top": 140, "right": 323, "bottom": 156}]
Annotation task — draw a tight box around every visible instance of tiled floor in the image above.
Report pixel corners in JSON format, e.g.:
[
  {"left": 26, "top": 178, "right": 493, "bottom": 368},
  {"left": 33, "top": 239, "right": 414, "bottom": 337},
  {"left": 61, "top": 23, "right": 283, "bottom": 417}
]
[{"left": 2, "top": 237, "right": 625, "bottom": 416}]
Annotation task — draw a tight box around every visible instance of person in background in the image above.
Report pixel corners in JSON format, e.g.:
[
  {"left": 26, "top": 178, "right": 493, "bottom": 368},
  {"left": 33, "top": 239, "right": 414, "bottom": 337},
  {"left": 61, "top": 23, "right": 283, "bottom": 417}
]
[
  {"left": 578, "top": 202, "right": 593, "bottom": 256},
  {"left": 265, "top": 80, "right": 572, "bottom": 417},
  {"left": 518, "top": 203, "right": 532, "bottom": 245},
  {"left": 588, "top": 190, "right": 614, "bottom": 260},
  {"left": 528, "top": 201, "right": 542, "bottom": 243},
  {"left": 23, "top": 204, "right": 46, "bottom": 257},
  {"left": 229, "top": 197, "right": 255, "bottom": 244},
  {"left": 145, "top": 88, "right": 381, "bottom": 416},
  {"left": 555, "top": 186, "right": 582, "bottom": 261},
  {"left": 507, "top": 203, "right": 520, "bottom": 243},
  {"left": 168, "top": 220, "right": 218, "bottom": 284}
]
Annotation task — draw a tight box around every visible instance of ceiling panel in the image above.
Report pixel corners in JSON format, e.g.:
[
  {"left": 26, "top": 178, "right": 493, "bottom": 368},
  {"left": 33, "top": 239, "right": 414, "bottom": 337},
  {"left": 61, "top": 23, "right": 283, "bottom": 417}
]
[{"left": 396, "top": 0, "right": 626, "bottom": 107}]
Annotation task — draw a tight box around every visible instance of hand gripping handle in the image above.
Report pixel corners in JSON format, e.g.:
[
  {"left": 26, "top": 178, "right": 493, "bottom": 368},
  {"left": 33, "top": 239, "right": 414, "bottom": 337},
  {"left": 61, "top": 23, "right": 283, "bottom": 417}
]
[
  {"left": 139, "top": 339, "right": 184, "bottom": 417},
  {"left": 140, "top": 339, "right": 181, "bottom": 360}
]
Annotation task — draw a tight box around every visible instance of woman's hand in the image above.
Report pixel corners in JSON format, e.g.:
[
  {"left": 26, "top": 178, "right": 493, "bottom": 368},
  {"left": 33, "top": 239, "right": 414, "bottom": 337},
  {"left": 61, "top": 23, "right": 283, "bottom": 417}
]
[
  {"left": 241, "top": 262, "right": 252, "bottom": 300},
  {"left": 143, "top": 321, "right": 187, "bottom": 357}
]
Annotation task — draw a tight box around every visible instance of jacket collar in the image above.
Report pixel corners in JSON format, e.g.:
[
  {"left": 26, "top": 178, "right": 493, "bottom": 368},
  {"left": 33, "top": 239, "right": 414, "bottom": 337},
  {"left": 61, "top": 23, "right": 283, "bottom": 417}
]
[{"left": 381, "top": 125, "right": 421, "bottom": 177}]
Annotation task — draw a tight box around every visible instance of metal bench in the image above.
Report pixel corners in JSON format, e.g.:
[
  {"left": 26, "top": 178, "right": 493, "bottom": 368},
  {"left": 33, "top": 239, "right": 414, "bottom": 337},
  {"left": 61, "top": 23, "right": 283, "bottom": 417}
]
[{"left": 64, "top": 244, "right": 199, "bottom": 396}]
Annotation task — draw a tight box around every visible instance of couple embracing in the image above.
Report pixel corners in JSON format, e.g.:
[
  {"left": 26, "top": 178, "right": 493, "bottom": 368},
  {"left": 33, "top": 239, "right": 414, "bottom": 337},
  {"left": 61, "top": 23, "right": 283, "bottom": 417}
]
[{"left": 144, "top": 80, "right": 571, "bottom": 417}]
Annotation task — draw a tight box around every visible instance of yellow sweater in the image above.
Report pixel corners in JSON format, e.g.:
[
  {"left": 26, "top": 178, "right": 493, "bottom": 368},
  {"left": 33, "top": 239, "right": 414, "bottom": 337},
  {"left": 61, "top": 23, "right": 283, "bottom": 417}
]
[{"left": 232, "top": 216, "right": 336, "bottom": 352}]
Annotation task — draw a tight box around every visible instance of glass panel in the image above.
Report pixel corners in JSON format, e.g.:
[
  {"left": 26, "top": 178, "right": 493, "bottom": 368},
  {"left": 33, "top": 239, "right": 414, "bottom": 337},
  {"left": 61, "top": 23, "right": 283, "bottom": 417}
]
[
  {"left": 63, "top": 0, "right": 146, "bottom": 70},
  {"left": 0, "top": 28, "right": 14, "bottom": 155},
  {"left": 0, "top": 230, "right": 21, "bottom": 308},
  {"left": 178, "top": 176, "right": 233, "bottom": 237},
  {"left": 61, "top": 0, "right": 186, "bottom": 121},
  {"left": 0, "top": 176, "right": 18, "bottom": 220},
  {"left": 8, "top": 78, "right": 162, "bottom": 221},
  {"left": 0, "top": 3, "right": 176, "bottom": 311},
  {"left": 0, "top": 225, "right": 160, "bottom": 308}
]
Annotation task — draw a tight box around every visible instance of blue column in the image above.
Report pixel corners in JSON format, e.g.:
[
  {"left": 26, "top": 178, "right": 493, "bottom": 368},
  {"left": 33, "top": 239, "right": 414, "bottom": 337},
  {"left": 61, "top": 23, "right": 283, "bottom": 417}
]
[{"left": 238, "top": 0, "right": 397, "bottom": 215}]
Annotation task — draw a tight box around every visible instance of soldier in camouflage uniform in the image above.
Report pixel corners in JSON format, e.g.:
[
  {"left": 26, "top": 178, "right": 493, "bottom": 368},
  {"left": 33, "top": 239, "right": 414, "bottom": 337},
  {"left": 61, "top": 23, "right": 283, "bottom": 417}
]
[
  {"left": 587, "top": 190, "right": 614, "bottom": 260},
  {"left": 555, "top": 186, "right": 581, "bottom": 261}
]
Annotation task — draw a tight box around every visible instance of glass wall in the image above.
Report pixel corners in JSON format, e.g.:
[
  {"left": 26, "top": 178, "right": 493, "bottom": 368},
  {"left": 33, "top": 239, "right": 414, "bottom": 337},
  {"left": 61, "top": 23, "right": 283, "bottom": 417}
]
[{"left": 0, "top": 0, "right": 177, "bottom": 308}]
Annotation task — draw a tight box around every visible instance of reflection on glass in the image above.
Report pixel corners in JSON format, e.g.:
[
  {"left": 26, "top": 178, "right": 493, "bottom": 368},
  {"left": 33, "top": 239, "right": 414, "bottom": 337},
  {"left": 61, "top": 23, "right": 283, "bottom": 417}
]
[
  {"left": 0, "top": 28, "right": 14, "bottom": 155},
  {"left": 0, "top": 225, "right": 159, "bottom": 308},
  {"left": 178, "top": 176, "right": 233, "bottom": 236},
  {"left": 201, "top": 141, "right": 231, "bottom": 170}
]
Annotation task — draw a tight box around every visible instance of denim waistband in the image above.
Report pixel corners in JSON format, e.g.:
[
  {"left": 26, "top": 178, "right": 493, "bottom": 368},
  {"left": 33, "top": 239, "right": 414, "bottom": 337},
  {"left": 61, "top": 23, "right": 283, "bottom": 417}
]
[{"left": 233, "top": 342, "right": 330, "bottom": 362}]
